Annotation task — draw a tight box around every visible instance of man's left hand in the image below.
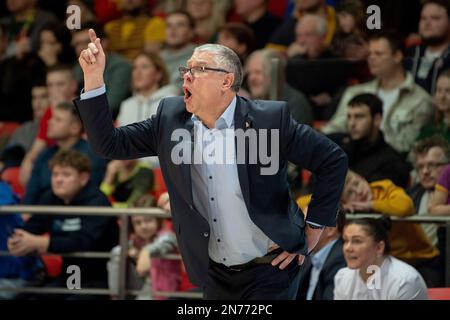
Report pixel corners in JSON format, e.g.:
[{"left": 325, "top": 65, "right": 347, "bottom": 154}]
[{"left": 271, "top": 224, "right": 324, "bottom": 269}]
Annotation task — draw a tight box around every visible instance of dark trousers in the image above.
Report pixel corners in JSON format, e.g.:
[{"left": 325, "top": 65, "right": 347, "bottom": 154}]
[{"left": 203, "top": 258, "right": 301, "bottom": 300}]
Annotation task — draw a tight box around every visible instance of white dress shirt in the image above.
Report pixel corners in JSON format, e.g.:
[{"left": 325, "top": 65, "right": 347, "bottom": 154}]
[{"left": 333, "top": 256, "right": 428, "bottom": 300}]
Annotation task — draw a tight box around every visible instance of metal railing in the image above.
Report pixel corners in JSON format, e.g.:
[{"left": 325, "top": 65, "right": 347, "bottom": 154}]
[
  {"left": 0, "top": 205, "right": 202, "bottom": 300},
  {"left": 1, "top": 205, "right": 449, "bottom": 299}
]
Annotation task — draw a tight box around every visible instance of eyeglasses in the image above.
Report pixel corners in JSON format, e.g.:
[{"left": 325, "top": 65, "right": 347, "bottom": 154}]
[
  {"left": 178, "top": 66, "right": 230, "bottom": 79},
  {"left": 416, "top": 162, "right": 447, "bottom": 172}
]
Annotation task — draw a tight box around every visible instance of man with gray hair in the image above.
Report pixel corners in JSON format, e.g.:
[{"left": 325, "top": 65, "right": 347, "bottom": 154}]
[
  {"left": 286, "top": 14, "right": 346, "bottom": 120},
  {"left": 74, "top": 29, "right": 348, "bottom": 299}
]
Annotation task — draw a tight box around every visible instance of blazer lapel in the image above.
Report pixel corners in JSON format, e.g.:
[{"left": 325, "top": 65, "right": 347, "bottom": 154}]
[{"left": 234, "top": 96, "right": 251, "bottom": 211}]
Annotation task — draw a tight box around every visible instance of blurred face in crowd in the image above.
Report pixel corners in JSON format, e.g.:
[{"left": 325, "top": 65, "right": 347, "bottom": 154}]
[
  {"left": 71, "top": 29, "right": 91, "bottom": 57},
  {"left": 295, "top": 16, "right": 326, "bottom": 59},
  {"left": 122, "top": 0, "right": 145, "bottom": 12},
  {"left": 165, "top": 13, "right": 194, "bottom": 49},
  {"left": 343, "top": 223, "right": 385, "bottom": 270},
  {"left": 337, "top": 11, "right": 356, "bottom": 34},
  {"left": 296, "top": 0, "right": 324, "bottom": 13},
  {"left": 47, "top": 108, "right": 81, "bottom": 141},
  {"left": 342, "top": 172, "right": 373, "bottom": 204},
  {"left": 235, "top": 0, "right": 265, "bottom": 18},
  {"left": 419, "top": 3, "right": 450, "bottom": 45},
  {"left": 40, "top": 30, "right": 62, "bottom": 57},
  {"left": 187, "top": 0, "right": 213, "bottom": 20},
  {"left": 347, "top": 104, "right": 380, "bottom": 141},
  {"left": 46, "top": 70, "right": 77, "bottom": 107},
  {"left": 182, "top": 50, "right": 234, "bottom": 116},
  {"left": 132, "top": 54, "right": 162, "bottom": 93},
  {"left": 51, "top": 165, "right": 89, "bottom": 203},
  {"left": 7, "top": 0, "right": 33, "bottom": 13},
  {"left": 415, "top": 146, "right": 447, "bottom": 190},
  {"left": 31, "top": 86, "right": 49, "bottom": 120},
  {"left": 434, "top": 74, "right": 450, "bottom": 114},
  {"left": 368, "top": 38, "right": 402, "bottom": 78},
  {"left": 217, "top": 30, "right": 248, "bottom": 58},
  {"left": 131, "top": 216, "right": 159, "bottom": 242},
  {"left": 245, "top": 53, "right": 270, "bottom": 99}
]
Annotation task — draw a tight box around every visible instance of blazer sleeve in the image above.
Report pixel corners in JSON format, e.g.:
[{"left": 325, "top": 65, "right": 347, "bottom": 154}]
[
  {"left": 280, "top": 103, "right": 348, "bottom": 227},
  {"left": 74, "top": 93, "right": 160, "bottom": 160}
]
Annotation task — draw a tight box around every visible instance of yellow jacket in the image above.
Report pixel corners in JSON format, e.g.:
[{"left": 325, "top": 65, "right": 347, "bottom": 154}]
[{"left": 297, "top": 180, "right": 438, "bottom": 261}]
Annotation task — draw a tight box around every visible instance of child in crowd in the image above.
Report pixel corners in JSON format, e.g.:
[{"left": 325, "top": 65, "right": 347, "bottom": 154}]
[{"left": 108, "top": 195, "right": 180, "bottom": 300}]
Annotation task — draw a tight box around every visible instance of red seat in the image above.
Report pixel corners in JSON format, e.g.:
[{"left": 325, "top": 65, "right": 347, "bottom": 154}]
[
  {"left": 428, "top": 288, "right": 450, "bottom": 300},
  {"left": 1, "top": 167, "right": 24, "bottom": 197},
  {"left": 0, "top": 121, "right": 20, "bottom": 136}
]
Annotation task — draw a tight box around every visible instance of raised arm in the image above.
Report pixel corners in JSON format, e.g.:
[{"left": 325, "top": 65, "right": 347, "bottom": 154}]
[{"left": 74, "top": 29, "right": 159, "bottom": 159}]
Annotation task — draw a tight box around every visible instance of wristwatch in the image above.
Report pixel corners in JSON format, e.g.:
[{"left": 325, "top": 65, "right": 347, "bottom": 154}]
[{"left": 307, "top": 222, "right": 325, "bottom": 230}]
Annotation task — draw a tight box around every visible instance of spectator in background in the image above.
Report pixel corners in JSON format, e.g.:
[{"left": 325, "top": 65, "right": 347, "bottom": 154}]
[
  {"left": 296, "top": 208, "right": 346, "bottom": 300},
  {"left": 410, "top": 136, "right": 450, "bottom": 287},
  {"left": 108, "top": 194, "right": 180, "bottom": 300},
  {"left": 341, "top": 170, "right": 440, "bottom": 287},
  {"left": 406, "top": 0, "right": 450, "bottom": 94},
  {"left": 184, "top": 0, "right": 230, "bottom": 44},
  {"left": 37, "top": 22, "right": 76, "bottom": 68},
  {"left": 0, "top": 181, "right": 42, "bottom": 300},
  {"left": 330, "top": 0, "right": 368, "bottom": 60},
  {"left": 334, "top": 217, "right": 428, "bottom": 300},
  {"left": 7, "top": 81, "right": 48, "bottom": 153},
  {"left": 245, "top": 48, "right": 314, "bottom": 126},
  {"left": 327, "top": 93, "right": 411, "bottom": 188},
  {"left": 105, "top": 0, "right": 166, "bottom": 61},
  {"left": 72, "top": 23, "right": 132, "bottom": 119},
  {"left": 217, "top": 22, "right": 255, "bottom": 65},
  {"left": 67, "top": 0, "right": 96, "bottom": 25},
  {"left": 418, "top": 70, "right": 450, "bottom": 142},
  {"left": 0, "top": 23, "right": 46, "bottom": 123},
  {"left": 0, "top": 0, "right": 57, "bottom": 59},
  {"left": 267, "top": 0, "right": 336, "bottom": 52},
  {"left": 286, "top": 14, "right": 344, "bottom": 120},
  {"left": 19, "top": 65, "right": 78, "bottom": 188},
  {"left": 117, "top": 51, "right": 179, "bottom": 127},
  {"left": 23, "top": 102, "right": 107, "bottom": 205},
  {"left": 100, "top": 159, "right": 154, "bottom": 208},
  {"left": 322, "top": 30, "right": 434, "bottom": 154},
  {"left": 8, "top": 149, "right": 118, "bottom": 300},
  {"left": 234, "top": 0, "right": 281, "bottom": 49},
  {"left": 160, "top": 10, "right": 196, "bottom": 88}
]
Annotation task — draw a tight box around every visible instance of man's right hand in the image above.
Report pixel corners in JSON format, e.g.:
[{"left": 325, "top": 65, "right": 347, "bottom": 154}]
[{"left": 78, "top": 29, "right": 106, "bottom": 92}]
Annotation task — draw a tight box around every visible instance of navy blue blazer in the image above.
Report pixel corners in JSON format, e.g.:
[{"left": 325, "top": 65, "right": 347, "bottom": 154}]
[{"left": 74, "top": 94, "right": 348, "bottom": 286}]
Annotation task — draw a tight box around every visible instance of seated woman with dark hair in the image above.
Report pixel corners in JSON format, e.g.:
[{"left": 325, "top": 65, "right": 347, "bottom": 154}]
[{"left": 334, "top": 217, "right": 428, "bottom": 300}]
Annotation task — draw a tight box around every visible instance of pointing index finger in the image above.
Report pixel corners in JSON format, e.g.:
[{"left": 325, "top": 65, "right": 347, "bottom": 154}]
[{"left": 89, "top": 29, "right": 97, "bottom": 43}]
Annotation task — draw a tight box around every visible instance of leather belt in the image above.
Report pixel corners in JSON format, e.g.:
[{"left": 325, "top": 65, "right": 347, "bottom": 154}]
[{"left": 211, "top": 247, "right": 284, "bottom": 272}]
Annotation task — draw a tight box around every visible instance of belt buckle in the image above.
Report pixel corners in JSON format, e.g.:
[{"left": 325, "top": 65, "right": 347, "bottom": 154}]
[{"left": 228, "top": 266, "right": 243, "bottom": 272}]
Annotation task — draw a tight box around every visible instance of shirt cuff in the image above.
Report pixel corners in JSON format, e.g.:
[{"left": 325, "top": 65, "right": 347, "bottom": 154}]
[
  {"left": 80, "top": 85, "right": 106, "bottom": 100},
  {"left": 305, "top": 220, "right": 325, "bottom": 228}
]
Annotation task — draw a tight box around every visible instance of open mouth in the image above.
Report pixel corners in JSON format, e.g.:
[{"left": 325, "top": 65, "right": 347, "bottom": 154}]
[{"left": 183, "top": 87, "right": 192, "bottom": 102}]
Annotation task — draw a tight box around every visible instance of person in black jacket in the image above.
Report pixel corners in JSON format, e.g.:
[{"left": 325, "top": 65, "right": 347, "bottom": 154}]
[
  {"left": 405, "top": 0, "right": 450, "bottom": 94},
  {"left": 296, "top": 208, "right": 346, "bottom": 300},
  {"left": 8, "top": 149, "right": 118, "bottom": 299},
  {"left": 327, "top": 93, "right": 411, "bottom": 188}
]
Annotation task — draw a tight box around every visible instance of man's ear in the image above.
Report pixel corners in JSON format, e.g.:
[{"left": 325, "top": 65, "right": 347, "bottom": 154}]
[
  {"left": 373, "top": 113, "right": 382, "bottom": 129},
  {"left": 79, "top": 171, "right": 90, "bottom": 187},
  {"left": 222, "top": 73, "right": 235, "bottom": 90}
]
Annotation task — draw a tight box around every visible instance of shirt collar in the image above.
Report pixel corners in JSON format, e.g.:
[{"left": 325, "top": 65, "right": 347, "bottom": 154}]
[
  {"left": 191, "top": 95, "right": 237, "bottom": 129},
  {"left": 311, "top": 238, "right": 338, "bottom": 269}
]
